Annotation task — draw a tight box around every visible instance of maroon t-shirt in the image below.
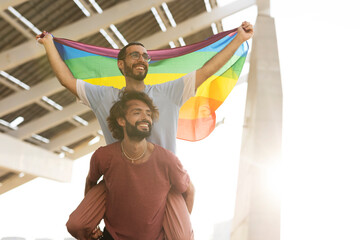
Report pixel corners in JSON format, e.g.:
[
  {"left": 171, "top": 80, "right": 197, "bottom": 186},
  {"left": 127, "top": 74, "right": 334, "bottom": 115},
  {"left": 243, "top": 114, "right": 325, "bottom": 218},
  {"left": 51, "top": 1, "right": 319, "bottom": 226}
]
[{"left": 88, "top": 141, "right": 190, "bottom": 240}]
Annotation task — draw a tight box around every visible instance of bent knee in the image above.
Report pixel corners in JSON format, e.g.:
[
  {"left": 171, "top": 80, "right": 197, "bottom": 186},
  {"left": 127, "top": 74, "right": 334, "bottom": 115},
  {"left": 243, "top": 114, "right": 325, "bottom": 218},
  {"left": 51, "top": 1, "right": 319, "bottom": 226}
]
[{"left": 66, "top": 215, "right": 91, "bottom": 239}]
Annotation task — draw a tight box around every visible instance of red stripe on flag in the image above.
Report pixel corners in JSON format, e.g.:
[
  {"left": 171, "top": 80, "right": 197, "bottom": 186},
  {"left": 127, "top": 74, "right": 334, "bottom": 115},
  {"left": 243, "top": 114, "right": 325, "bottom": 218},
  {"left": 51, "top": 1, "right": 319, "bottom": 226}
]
[{"left": 177, "top": 114, "right": 216, "bottom": 141}]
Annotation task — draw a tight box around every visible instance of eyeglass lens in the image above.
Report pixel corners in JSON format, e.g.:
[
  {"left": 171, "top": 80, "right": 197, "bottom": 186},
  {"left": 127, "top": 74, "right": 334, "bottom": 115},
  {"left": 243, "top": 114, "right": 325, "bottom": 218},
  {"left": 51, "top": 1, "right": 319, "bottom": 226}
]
[{"left": 129, "top": 52, "right": 151, "bottom": 62}]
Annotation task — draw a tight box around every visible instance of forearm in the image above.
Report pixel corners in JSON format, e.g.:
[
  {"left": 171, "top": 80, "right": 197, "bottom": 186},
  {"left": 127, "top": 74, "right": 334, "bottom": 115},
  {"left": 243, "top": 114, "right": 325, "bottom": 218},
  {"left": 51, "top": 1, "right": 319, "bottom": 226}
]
[
  {"left": 204, "top": 36, "right": 243, "bottom": 74},
  {"left": 196, "top": 35, "right": 244, "bottom": 88},
  {"left": 182, "top": 181, "right": 195, "bottom": 214},
  {"left": 42, "top": 39, "right": 78, "bottom": 97}
]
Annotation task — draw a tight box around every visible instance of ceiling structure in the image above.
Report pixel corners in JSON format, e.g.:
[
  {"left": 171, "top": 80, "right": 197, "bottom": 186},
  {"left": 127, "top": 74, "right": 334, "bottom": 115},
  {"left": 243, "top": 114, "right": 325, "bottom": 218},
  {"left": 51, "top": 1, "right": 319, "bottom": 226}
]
[{"left": 0, "top": 0, "right": 256, "bottom": 194}]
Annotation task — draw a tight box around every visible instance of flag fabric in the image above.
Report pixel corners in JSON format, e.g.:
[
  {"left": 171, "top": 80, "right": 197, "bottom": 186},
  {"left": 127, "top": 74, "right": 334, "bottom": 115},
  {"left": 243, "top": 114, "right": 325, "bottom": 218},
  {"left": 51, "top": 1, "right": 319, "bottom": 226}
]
[{"left": 53, "top": 28, "right": 249, "bottom": 141}]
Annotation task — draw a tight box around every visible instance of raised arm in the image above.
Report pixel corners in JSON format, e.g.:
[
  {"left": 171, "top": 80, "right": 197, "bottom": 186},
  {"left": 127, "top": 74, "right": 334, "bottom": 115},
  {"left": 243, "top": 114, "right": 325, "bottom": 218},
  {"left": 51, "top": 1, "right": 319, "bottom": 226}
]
[
  {"left": 195, "top": 21, "right": 254, "bottom": 89},
  {"left": 182, "top": 181, "right": 195, "bottom": 214},
  {"left": 36, "top": 31, "right": 78, "bottom": 97}
]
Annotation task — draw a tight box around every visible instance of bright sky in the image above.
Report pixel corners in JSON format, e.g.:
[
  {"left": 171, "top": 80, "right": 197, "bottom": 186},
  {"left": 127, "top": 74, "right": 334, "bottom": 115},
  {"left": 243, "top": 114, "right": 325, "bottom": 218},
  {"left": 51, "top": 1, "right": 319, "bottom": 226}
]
[
  {"left": 2, "top": 0, "right": 360, "bottom": 239},
  {"left": 272, "top": 0, "right": 360, "bottom": 240}
]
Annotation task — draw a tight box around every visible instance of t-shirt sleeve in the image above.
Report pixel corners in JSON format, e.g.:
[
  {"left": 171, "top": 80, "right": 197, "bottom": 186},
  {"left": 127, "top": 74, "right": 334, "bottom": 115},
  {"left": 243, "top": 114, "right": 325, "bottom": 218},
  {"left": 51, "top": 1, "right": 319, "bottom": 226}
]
[
  {"left": 87, "top": 147, "right": 109, "bottom": 183},
  {"left": 181, "top": 71, "right": 196, "bottom": 105},
  {"left": 168, "top": 154, "right": 190, "bottom": 193},
  {"left": 77, "top": 79, "right": 112, "bottom": 111},
  {"left": 76, "top": 79, "right": 90, "bottom": 107}
]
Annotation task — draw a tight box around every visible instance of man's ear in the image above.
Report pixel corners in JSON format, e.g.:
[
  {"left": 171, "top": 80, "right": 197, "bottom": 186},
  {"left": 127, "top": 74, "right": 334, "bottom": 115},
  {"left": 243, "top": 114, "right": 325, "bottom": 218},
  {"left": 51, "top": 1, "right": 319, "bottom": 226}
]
[
  {"left": 118, "top": 60, "right": 124, "bottom": 72},
  {"left": 117, "top": 117, "right": 125, "bottom": 127}
]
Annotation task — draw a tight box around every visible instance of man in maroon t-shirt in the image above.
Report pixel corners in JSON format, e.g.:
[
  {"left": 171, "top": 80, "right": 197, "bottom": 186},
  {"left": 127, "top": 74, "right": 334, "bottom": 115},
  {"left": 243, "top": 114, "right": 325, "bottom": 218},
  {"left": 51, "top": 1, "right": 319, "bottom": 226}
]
[{"left": 81, "top": 91, "right": 194, "bottom": 239}]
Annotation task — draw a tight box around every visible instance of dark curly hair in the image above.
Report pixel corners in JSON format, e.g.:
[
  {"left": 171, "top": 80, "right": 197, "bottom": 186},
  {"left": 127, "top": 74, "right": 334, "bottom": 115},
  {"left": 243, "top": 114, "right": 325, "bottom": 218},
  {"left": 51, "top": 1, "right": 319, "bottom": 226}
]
[
  {"left": 117, "top": 42, "right": 145, "bottom": 75},
  {"left": 107, "top": 91, "right": 159, "bottom": 140}
]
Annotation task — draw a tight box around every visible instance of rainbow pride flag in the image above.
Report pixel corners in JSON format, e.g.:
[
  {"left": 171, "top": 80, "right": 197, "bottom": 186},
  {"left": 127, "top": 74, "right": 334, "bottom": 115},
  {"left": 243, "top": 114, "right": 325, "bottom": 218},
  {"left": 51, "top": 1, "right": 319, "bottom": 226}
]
[{"left": 53, "top": 29, "right": 248, "bottom": 141}]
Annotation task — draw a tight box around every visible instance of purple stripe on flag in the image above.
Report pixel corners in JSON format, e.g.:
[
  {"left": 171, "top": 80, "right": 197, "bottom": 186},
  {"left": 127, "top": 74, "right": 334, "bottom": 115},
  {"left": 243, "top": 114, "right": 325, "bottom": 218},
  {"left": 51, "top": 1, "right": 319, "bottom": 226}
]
[{"left": 53, "top": 28, "right": 238, "bottom": 61}]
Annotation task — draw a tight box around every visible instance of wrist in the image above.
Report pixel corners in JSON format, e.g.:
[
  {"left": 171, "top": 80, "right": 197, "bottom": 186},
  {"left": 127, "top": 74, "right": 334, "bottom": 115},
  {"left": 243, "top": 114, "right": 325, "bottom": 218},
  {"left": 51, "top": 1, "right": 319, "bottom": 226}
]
[
  {"left": 43, "top": 38, "right": 55, "bottom": 49},
  {"left": 234, "top": 34, "right": 245, "bottom": 44}
]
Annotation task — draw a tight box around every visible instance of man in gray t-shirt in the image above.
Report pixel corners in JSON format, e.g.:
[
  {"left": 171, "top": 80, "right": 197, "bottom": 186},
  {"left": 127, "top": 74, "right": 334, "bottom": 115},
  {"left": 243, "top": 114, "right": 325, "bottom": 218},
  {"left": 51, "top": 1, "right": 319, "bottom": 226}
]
[{"left": 77, "top": 70, "right": 195, "bottom": 154}]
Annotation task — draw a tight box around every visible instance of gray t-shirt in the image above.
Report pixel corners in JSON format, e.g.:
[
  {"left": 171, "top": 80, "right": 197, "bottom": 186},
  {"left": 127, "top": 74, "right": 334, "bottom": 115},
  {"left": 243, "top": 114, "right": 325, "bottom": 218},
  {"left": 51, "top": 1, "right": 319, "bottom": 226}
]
[{"left": 77, "top": 72, "right": 196, "bottom": 154}]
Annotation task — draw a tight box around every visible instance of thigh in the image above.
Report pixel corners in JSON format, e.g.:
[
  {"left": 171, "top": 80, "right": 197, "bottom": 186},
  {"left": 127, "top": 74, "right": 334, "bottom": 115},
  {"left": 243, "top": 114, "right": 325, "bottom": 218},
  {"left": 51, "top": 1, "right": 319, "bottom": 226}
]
[
  {"left": 66, "top": 180, "right": 107, "bottom": 239},
  {"left": 163, "top": 188, "right": 194, "bottom": 240}
]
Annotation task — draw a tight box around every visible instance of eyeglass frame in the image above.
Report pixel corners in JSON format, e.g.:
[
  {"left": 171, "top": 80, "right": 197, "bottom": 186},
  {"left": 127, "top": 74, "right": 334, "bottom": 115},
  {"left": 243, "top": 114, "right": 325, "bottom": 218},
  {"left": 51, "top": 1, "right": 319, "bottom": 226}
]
[{"left": 124, "top": 51, "right": 151, "bottom": 62}]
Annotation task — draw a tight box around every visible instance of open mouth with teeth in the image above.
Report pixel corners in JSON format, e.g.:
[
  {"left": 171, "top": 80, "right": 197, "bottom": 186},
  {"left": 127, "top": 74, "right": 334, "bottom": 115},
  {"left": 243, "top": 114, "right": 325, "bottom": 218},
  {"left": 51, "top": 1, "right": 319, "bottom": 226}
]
[
  {"left": 136, "top": 121, "right": 150, "bottom": 131},
  {"left": 134, "top": 64, "right": 146, "bottom": 71}
]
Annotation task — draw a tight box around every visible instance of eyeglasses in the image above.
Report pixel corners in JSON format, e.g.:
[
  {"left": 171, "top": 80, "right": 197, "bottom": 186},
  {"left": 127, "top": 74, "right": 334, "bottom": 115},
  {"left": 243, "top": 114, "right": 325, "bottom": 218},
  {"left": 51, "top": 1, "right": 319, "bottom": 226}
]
[{"left": 127, "top": 52, "right": 151, "bottom": 62}]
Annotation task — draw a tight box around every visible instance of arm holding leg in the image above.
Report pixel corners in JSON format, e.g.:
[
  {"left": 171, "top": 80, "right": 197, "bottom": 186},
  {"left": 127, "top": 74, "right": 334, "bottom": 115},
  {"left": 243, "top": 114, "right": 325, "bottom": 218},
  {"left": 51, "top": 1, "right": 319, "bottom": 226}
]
[{"left": 182, "top": 181, "right": 195, "bottom": 214}]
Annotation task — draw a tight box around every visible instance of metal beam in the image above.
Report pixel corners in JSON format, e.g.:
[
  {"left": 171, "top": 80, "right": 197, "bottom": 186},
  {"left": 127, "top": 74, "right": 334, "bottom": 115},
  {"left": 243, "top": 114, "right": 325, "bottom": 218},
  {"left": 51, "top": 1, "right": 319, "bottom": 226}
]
[
  {"left": 0, "top": 0, "right": 174, "bottom": 71},
  {"left": 0, "top": 11, "right": 34, "bottom": 39},
  {"left": 77, "top": 0, "right": 94, "bottom": 14},
  {"left": 106, "top": 27, "right": 123, "bottom": 48},
  {"left": 0, "top": 170, "right": 35, "bottom": 195},
  {"left": 0, "top": 133, "right": 73, "bottom": 182},
  {"left": 154, "top": 5, "right": 170, "bottom": 29},
  {"left": 209, "top": 0, "right": 223, "bottom": 33},
  {"left": 0, "top": 77, "right": 63, "bottom": 117},
  {"left": 140, "top": 0, "right": 256, "bottom": 49},
  {"left": 0, "top": 76, "right": 19, "bottom": 91},
  {"left": 0, "top": 0, "right": 28, "bottom": 11},
  {"left": 44, "top": 120, "right": 101, "bottom": 152},
  {"left": 36, "top": 99, "right": 57, "bottom": 112},
  {"left": 69, "top": 136, "right": 106, "bottom": 160},
  {"left": 9, "top": 102, "right": 89, "bottom": 139}
]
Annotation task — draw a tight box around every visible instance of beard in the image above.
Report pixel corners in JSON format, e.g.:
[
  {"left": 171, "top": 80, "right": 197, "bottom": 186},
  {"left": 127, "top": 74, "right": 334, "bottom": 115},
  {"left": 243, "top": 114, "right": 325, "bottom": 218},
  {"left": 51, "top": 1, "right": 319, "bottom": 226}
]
[
  {"left": 123, "top": 62, "right": 148, "bottom": 81},
  {"left": 124, "top": 118, "right": 152, "bottom": 141}
]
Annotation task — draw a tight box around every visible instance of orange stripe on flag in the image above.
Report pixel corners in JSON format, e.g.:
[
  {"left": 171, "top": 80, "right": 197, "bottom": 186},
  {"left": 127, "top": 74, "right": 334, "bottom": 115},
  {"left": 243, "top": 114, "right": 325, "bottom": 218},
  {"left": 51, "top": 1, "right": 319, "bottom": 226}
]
[
  {"left": 177, "top": 96, "right": 222, "bottom": 140},
  {"left": 179, "top": 96, "right": 223, "bottom": 119}
]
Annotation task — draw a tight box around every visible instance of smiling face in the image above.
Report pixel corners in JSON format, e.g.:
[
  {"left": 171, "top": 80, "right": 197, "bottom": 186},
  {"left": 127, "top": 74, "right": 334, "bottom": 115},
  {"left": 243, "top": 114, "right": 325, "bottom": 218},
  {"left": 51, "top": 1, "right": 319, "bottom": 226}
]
[
  {"left": 117, "top": 99, "right": 153, "bottom": 141},
  {"left": 118, "top": 45, "right": 149, "bottom": 81}
]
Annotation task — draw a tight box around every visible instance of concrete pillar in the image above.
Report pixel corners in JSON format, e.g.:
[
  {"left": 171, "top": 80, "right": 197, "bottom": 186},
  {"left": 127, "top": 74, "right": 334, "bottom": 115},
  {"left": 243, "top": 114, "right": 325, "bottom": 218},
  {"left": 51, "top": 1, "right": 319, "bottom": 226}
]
[{"left": 231, "top": 14, "right": 282, "bottom": 240}]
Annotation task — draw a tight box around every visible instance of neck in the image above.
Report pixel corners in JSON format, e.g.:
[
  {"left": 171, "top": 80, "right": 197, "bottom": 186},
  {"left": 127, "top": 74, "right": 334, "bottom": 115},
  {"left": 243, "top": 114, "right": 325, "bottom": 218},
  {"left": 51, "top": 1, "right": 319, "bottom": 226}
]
[
  {"left": 121, "top": 137, "right": 147, "bottom": 155},
  {"left": 125, "top": 78, "right": 145, "bottom": 91}
]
